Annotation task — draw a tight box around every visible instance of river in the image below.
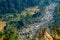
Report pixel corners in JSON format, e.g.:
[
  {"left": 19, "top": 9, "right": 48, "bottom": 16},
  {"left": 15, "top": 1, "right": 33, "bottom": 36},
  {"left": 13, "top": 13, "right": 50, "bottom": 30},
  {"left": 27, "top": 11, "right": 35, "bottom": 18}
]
[{"left": 18, "top": 2, "right": 59, "bottom": 40}]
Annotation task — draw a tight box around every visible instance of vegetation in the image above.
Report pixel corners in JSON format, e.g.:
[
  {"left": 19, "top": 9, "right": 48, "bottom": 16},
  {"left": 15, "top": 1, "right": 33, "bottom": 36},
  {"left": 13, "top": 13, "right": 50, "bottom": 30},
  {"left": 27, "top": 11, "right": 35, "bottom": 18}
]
[
  {"left": 52, "top": 28, "right": 60, "bottom": 40},
  {"left": 0, "top": 0, "right": 40, "bottom": 14},
  {"left": 0, "top": 6, "right": 42, "bottom": 40},
  {"left": 0, "top": 1, "right": 60, "bottom": 40},
  {"left": 0, "top": 23, "right": 19, "bottom": 40}
]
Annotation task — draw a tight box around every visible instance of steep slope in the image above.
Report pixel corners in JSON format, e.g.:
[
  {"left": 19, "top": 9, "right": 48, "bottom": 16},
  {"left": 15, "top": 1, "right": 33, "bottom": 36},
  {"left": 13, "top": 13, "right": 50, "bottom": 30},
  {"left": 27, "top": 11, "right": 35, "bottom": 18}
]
[{"left": 0, "top": 21, "right": 6, "bottom": 31}]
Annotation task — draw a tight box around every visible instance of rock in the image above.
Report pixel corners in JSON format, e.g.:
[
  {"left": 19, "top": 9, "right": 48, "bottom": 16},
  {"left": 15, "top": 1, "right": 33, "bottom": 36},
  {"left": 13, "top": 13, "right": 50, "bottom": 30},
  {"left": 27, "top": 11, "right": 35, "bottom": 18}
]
[
  {"left": 37, "top": 28, "right": 53, "bottom": 40},
  {"left": 44, "top": 32, "right": 53, "bottom": 40},
  {"left": 0, "top": 21, "right": 6, "bottom": 31}
]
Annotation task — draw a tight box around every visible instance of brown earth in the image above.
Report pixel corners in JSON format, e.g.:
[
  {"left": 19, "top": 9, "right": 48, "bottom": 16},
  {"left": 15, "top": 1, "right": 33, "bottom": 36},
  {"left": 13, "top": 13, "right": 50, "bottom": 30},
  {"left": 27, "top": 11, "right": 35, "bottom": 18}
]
[
  {"left": 37, "top": 27, "right": 53, "bottom": 40},
  {"left": 0, "top": 21, "right": 6, "bottom": 40},
  {"left": 36, "top": 28, "right": 60, "bottom": 40},
  {"left": 0, "top": 21, "right": 6, "bottom": 31}
]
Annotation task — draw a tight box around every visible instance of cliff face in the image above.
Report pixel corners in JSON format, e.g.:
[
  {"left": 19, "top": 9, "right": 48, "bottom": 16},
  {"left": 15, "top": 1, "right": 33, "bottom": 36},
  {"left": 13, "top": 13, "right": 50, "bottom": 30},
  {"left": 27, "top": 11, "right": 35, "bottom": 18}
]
[
  {"left": 0, "top": 21, "right": 6, "bottom": 31},
  {"left": 36, "top": 23, "right": 53, "bottom": 40},
  {"left": 44, "top": 32, "right": 53, "bottom": 40},
  {"left": 37, "top": 23, "right": 60, "bottom": 40},
  {"left": 37, "top": 28, "right": 53, "bottom": 40},
  {"left": 0, "top": 21, "right": 6, "bottom": 40}
]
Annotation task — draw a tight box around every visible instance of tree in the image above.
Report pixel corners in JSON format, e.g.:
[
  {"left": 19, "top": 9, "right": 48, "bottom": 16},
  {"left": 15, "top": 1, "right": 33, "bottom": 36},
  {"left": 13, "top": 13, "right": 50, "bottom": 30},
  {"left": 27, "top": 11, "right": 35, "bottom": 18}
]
[{"left": 3, "top": 23, "right": 19, "bottom": 40}]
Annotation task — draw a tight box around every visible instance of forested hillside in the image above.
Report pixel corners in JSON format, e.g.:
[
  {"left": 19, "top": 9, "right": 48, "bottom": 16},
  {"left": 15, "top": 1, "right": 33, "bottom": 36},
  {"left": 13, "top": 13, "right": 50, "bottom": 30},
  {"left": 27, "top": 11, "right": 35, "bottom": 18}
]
[
  {"left": 0, "top": 0, "right": 60, "bottom": 40},
  {"left": 0, "top": 0, "right": 40, "bottom": 14}
]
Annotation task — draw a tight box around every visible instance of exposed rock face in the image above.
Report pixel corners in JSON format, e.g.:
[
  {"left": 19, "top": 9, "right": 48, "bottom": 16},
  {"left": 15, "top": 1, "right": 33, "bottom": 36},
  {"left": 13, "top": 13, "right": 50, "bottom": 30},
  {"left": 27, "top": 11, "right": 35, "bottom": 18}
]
[
  {"left": 0, "top": 21, "right": 6, "bottom": 40},
  {"left": 37, "top": 28, "right": 53, "bottom": 40},
  {"left": 0, "top": 38, "right": 3, "bottom": 40},
  {"left": 0, "top": 21, "right": 6, "bottom": 31},
  {"left": 37, "top": 27, "right": 45, "bottom": 40},
  {"left": 44, "top": 32, "right": 53, "bottom": 40}
]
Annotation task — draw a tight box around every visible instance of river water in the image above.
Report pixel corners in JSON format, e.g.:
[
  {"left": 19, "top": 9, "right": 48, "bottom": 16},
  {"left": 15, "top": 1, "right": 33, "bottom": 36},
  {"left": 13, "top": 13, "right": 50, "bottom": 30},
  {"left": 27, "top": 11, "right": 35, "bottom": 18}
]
[{"left": 19, "top": 0, "right": 60, "bottom": 39}]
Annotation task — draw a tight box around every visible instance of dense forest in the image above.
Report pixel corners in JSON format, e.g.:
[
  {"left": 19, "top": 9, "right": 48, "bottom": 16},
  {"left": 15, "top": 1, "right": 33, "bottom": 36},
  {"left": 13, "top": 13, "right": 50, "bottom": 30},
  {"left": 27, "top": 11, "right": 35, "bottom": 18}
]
[{"left": 0, "top": 0, "right": 40, "bottom": 14}]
